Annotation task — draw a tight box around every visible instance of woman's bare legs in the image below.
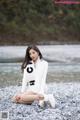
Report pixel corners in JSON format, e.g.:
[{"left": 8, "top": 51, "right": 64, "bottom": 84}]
[{"left": 12, "top": 91, "right": 44, "bottom": 104}]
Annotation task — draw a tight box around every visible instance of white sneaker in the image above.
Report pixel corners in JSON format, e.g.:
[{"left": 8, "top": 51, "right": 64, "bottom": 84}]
[
  {"left": 48, "top": 94, "right": 56, "bottom": 108},
  {"left": 39, "top": 100, "right": 45, "bottom": 108}
]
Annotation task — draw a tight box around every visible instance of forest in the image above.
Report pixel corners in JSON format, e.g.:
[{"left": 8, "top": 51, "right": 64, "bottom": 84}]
[{"left": 0, "top": 0, "right": 80, "bottom": 45}]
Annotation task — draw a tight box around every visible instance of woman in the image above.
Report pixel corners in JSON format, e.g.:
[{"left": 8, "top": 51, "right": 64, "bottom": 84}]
[{"left": 12, "top": 45, "right": 55, "bottom": 108}]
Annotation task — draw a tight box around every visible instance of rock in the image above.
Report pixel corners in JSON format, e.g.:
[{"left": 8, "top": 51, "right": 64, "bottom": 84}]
[{"left": 0, "top": 82, "right": 80, "bottom": 120}]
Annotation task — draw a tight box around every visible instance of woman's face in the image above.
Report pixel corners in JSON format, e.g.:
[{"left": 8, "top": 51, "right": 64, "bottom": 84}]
[{"left": 29, "top": 49, "right": 39, "bottom": 62}]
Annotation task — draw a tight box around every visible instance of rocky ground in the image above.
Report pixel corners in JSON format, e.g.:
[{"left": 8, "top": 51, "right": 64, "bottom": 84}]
[{"left": 0, "top": 82, "right": 80, "bottom": 120}]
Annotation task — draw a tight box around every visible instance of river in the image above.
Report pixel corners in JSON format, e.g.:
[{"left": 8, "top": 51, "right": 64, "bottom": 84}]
[{"left": 0, "top": 45, "right": 80, "bottom": 87}]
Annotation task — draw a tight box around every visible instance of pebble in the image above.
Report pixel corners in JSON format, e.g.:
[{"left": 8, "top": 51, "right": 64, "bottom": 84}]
[{"left": 0, "top": 82, "right": 80, "bottom": 120}]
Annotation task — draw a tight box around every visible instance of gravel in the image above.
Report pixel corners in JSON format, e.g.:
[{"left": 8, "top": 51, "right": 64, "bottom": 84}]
[{"left": 0, "top": 82, "right": 80, "bottom": 120}]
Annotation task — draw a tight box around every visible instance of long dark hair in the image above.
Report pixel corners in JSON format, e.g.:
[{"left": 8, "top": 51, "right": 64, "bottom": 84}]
[{"left": 21, "top": 45, "right": 43, "bottom": 71}]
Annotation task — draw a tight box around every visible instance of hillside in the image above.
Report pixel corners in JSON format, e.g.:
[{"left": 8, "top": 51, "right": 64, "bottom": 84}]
[{"left": 0, "top": 0, "right": 80, "bottom": 45}]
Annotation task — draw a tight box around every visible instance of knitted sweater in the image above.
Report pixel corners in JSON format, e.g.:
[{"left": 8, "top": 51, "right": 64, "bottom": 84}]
[{"left": 21, "top": 58, "right": 48, "bottom": 95}]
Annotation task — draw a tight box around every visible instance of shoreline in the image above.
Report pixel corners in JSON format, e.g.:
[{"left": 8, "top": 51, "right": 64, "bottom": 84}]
[{"left": 0, "top": 41, "right": 80, "bottom": 46}]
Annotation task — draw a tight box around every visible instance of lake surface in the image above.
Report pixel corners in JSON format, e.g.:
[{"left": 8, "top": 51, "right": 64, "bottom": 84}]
[{"left": 0, "top": 45, "right": 80, "bottom": 87}]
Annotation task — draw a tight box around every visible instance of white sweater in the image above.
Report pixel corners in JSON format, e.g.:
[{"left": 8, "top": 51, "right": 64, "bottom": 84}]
[{"left": 21, "top": 58, "right": 48, "bottom": 95}]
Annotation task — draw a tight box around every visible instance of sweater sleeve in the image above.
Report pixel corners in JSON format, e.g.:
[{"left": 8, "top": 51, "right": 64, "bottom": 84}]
[
  {"left": 35, "top": 61, "right": 48, "bottom": 94},
  {"left": 21, "top": 63, "right": 35, "bottom": 93},
  {"left": 40, "top": 62, "right": 48, "bottom": 94},
  {"left": 21, "top": 69, "right": 28, "bottom": 93}
]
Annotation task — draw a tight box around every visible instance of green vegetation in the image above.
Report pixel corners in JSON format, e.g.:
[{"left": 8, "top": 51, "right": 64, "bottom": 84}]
[{"left": 0, "top": 0, "right": 80, "bottom": 45}]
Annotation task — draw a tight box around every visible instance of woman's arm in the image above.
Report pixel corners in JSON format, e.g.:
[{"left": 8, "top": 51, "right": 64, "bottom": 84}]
[
  {"left": 21, "top": 69, "right": 28, "bottom": 93},
  {"left": 21, "top": 63, "right": 35, "bottom": 93},
  {"left": 40, "top": 62, "right": 48, "bottom": 94},
  {"left": 35, "top": 61, "right": 48, "bottom": 94}
]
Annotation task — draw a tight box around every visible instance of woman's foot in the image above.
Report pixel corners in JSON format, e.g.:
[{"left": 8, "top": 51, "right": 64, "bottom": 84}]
[
  {"left": 38, "top": 100, "right": 45, "bottom": 108},
  {"left": 12, "top": 95, "right": 21, "bottom": 103},
  {"left": 47, "top": 94, "right": 56, "bottom": 108}
]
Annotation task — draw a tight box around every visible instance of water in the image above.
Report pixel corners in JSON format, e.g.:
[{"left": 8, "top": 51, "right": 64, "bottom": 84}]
[
  {"left": 0, "top": 45, "right": 80, "bottom": 87},
  {"left": 0, "top": 45, "right": 80, "bottom": 63}
]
